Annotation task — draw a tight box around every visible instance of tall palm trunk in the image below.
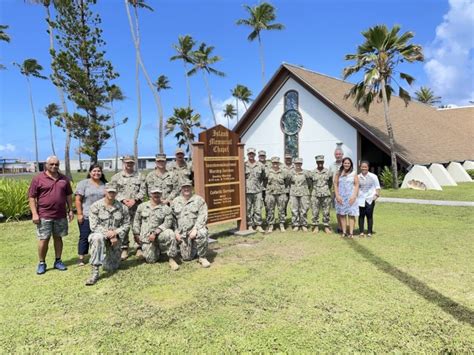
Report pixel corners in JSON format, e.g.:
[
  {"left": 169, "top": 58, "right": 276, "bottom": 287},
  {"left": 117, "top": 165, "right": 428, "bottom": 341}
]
[
  {"left": 125, "top": 1, "right": 165, "bottom": 154},
  {"left": 26, "top": 77, "right": 40, "bottom": 172},
  {"left": 109, "top": 99, "right": 119, "bottom": 173},
  {"left": 184, "top": 62, "right": 191, "bottom": 108},
  {"left": 49, "top": 119, "right": 56, "bottom": 155},
  {"left": 46, "top": 5, "right": 72, "bottom": 179},
  {"left": 235, "top": 98, "right": 239, "bottom": 121},
  {"left": 242, "top": 100, "right": 248, "bottom": 110},
  {"left": 133, "top": 53, "right": 142, "bottom": 167},
  {"left": 202, "top": 72, "right": 217, "bottom": 125},
  {"left": 258, "top": 34, "right": 265, "bottom": 87},
  {"left": 77, "top": 137, "right": 84, "bottom": 172},
  {"left": 381, "top": 78, "right": 399, "bottom": 189}
]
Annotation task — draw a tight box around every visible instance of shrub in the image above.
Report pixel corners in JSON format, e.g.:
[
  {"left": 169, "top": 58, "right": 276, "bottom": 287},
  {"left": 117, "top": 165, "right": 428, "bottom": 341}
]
[
  {"left": 466, "top": 169, "right": 474, "bottom": 179},
  {"left": 379, "top": 166, "right": 405, "bottom": 189},
  {"left": 0, "top": 179, "right": 31, "bottom": 221}
]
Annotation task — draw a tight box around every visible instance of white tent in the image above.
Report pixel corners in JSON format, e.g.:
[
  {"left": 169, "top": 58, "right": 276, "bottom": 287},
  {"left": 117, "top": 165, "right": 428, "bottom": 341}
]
[
  {"left": 401, "top": 165, "right": 442, "bottom": 190},
  {"left": 463, "top": 161, "right": 474, "bottom": 170},
  {"left": 429, "top": 163, "right": 457, "bottom": 186},
  {"left": 447, "top": 162, "right": 473, "bottom": 182}
]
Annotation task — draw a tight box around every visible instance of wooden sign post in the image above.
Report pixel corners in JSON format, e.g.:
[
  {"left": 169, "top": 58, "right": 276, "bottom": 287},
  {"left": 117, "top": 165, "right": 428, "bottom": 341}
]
[{"left": 192, "top": 125, "right": 247, "bottom": 232}]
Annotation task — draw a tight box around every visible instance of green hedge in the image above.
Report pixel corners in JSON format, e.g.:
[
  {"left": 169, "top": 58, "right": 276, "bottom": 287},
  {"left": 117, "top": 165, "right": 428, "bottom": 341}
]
[
  {"left": 380, "top": 166, "right": 405, "bottom": 189},
  {"left": 0, "top": 179, "right": 30, "bottom": 221},
  {"left": 466, "top": 169, "right": 474, "bottom": 179}
]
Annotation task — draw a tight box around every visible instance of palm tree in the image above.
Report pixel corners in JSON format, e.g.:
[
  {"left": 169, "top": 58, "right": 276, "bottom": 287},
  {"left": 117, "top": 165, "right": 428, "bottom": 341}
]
[
  {"left": 44, "top": 103, "right": 61, "bottom": 155},
  {"left": 188, "top": 42, "right": 225, "bottom": 125},
  {"left": 28, "top": 0, "right": 73, "bottom": 178},
  {"left": 343, "top": 24, "right": 423, "bottom": 188},
  {"left": 153, "top": 75, "right": 171, "bottom": 153},
  {"left": 0, "top": 24, "right": 10, "bottom": 70},
  {"left": 125, "top": 0, "right": 166, "bottom": 158},
  {"left": 14, "top": 59, "right": 47, "bottom": 172},
  {"left": 106, "top": 84, "right": 125, "bottom": 173},
  {"left": 170, "top": 35, "right": 195, "bottom": 108},
  {"left": 223, "top": 104, "right": 237, "bottom": 129},
  {"left": 236, "top": 2, "right": 284, "bottom": 87},
  {"left": 415, "top": 86, "right": 441, "bottom": 105},
  {"left": 231, "top": 84, "right": 253, "bottom": 120},
  {"left": 166, "top": 107, "right": 205, "bottom": 153}
]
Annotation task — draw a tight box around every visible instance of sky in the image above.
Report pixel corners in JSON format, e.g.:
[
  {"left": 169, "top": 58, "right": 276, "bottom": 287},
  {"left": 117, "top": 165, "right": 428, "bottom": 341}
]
[{"left": 1, "top": 0, "right": 473, "bottom": 162}]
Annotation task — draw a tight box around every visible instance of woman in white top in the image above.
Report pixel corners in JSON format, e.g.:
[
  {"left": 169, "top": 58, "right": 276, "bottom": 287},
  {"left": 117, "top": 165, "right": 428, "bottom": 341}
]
[{"left": 357, "top": 161, "right": 381, "bottom": 237}]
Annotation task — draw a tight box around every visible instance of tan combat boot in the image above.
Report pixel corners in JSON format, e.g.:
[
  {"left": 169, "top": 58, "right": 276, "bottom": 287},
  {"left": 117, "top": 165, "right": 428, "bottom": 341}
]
[
  {"left": 120, "top": 248, "right": 129, "bottom": 261},
  {"left": 267, "top": 225, "right": 273, "bottom": 233},
  {"left": 292, "top": 226, "right": 299, "bottom": 232},
  {"left": 324, "top": 226, "right": 332, "bottom": 234},
  {"left": 313, "top": 226, "right": 319, "bottom": 233},
  {"left": 248, "top": 225, "right": 255, "bottom": 232},
  {"left": 199, "top": 257, "right": 211, "bottom": 268},
  {"left": 168, "top": 257, "right": 180, "bottom": 271},
  {"left": 256, "top": 226, "right": 264, "bottom": 233},
  {"left": 135, "top": 248, "right": 144, "bottom": 260},
  {"left": 85, "top": 266, "right": 99, "bottom": 286},
  {"left": 279, "top": 224, "right": 286, "bottom": 232},
  {"left": 301, "top": 226, "right": 308, "bottom": 232}
]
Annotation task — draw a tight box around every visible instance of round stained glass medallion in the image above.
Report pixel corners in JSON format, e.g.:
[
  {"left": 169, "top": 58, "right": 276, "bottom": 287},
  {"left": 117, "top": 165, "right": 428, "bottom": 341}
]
[{"left": 280, "top": 109, "right": 302, "bottom": 135}]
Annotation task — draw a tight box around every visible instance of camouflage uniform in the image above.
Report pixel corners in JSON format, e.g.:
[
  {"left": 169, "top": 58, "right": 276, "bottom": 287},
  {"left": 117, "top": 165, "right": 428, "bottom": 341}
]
[
  {"left": 245, "top": 159, "right": 266, "bottom": 228},
  {"left": 289, "top": 167, "right": 312, "bottom": 228},
  {"left": 168, "top": 160, "right": 193, "bottom": 187},
  {"left": 145, "top": 170, "right": 179, "bottom": 201},
  {"left": 110, "top": 170, "right": 146, "bottom": 248},
  {"left": 311, "top": 167, "right": 332, "bottom": 227},
  {"left": 132, "top": 201, "right": 175, "bottom": 263},
  {"left": 328, "top": 161, "right": 342, "bottom": 208},
  {"left": 265, "top": 165, "right": 289, "bottom": 226},
  {"left": 88, "top": 198, "right": 130, "bottom": 271},
  {"left": 282, "top": 162, "right": 294, "bottom": 221},
  {"left": 170, "top": 194, "right": 208, "bottom": 261}
]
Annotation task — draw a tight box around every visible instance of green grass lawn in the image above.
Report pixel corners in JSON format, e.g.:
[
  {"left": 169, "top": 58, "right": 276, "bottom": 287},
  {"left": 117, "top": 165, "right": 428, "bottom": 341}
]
[
  {"left": 0, "top": 203, "right": 473, "bottom": 352},
  {"left": 382, "top": 182, "right": 474, "bottom": 201}
]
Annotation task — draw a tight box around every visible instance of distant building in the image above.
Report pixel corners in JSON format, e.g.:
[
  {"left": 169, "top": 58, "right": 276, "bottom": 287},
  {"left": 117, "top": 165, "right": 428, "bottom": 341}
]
[{"left": 0, "top": 158, "right": 30, "bottom": 173}]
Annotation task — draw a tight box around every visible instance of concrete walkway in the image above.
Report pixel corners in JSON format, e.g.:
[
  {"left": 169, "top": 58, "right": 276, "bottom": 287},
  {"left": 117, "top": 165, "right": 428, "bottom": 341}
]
[{"left": 378, "top": 197, "right": 474, "bottom": 207}]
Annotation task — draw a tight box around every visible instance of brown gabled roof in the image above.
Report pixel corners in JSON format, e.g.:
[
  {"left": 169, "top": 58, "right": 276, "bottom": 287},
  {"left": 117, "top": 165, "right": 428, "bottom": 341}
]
[{"left": 234, "top": 63, "right": 474, "bottom": 165}]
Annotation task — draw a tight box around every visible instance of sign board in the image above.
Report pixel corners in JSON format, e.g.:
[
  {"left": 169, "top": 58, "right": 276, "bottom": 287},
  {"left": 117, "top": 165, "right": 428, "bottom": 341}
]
[{"left": 192, "top": 125, "right": 246, "bottom": 229}]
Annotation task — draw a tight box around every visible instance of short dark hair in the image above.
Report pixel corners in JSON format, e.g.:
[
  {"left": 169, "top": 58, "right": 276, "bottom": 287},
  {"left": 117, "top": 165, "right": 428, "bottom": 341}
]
[
  {"left": 359, "top": 160, "right": 370, "bottom": 167},
  {"left": 87, "top": 164, "right": 108, "bottom": 184},
  {"left": 339, "top": 157, "right": 354, "bottom": 174}
]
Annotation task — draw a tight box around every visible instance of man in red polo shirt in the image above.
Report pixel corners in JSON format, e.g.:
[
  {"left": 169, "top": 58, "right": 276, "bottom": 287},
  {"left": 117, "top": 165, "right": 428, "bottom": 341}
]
[{"left": 28, "top": 156, "right": 74, "bottom": 275}]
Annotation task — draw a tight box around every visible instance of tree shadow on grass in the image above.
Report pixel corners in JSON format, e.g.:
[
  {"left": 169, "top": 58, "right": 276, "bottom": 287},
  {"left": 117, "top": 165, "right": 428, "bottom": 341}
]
[{"left": 345, "top": 239, "right": 474, "bottom": 326}]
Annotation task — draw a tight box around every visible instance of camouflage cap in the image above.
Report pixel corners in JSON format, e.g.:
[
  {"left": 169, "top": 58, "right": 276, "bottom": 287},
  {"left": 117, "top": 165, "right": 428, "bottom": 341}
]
[
  {"left": 149, "top": 187, "right": 162, "bottom": 194},
  {"left": 258, "top": 150, "right": 266, "bottom": 156},
  {"left": 315, "top": 155, "right": 325, "bottom": 162},
  {"left": 122, "top": 155, "right": 135, "bottom": 163},
  {"left": 104, "top": 183, "right": 117, "bottom": 192},
  {"left": 247, "top": 147, "right": 256, "bottom": 154},
  {"left": 180, "top": 179, "right": 193, "bottom": 188},
  {"left": 294, "top": 157, "right": 303, "bottom": 164},
  {"left": 271, "top": 156, "right": 280, "bottom": 163},
  {"left": 155, "top": 153, "right": 167, "bottom": 161},
  {"left": 284, "top": 153, "right": 293, "bottom": 159},
  {"left": 175, "top": 147, "right": 185, "bottom": 155}
]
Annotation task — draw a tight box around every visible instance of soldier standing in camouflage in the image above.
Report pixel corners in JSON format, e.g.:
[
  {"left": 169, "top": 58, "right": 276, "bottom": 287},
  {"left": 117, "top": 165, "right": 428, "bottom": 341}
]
[
  {"left": 265, "top": 157, "right": 289, "bottom": 233},
  {"left": 85, "top": 183, "right": 130, "bottom": 286},
  {"left": 132, "top": 187, "right": 179, "bottom": 270},
  {"left": 289, "top": 158, "right": 312, "bottom": 232},
  {"left": 258, "top": 150, "right": 271, "bottom": 227},
  {"left": 282, "top": 153, "right": 294, "bottom": 225},
  {"left": 311, "top": 155, "right": 332, "bottom": 234},
  {"left": 168, "top": 148, "right": 193, "bottom": 186},
  {"left": 245, "top": 148, "right": 266, "bottom": 232},
  {"left": 170, "top": 180, "right": 210, "bottom": 268},
  {"left": 145, "top": 154, "right": 179, "bottom": 204},
  {"left": 110, "top": 155, "right": 146, "bottom": 260}
]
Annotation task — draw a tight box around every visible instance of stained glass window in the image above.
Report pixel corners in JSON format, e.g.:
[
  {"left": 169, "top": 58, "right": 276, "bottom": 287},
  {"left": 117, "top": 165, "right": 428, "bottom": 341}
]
[{"left": 281, "top": 91, "right": 301, "bottom": 157}]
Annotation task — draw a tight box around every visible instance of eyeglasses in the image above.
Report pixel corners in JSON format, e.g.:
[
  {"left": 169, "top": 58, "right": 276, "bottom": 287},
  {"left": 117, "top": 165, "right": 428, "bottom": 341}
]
[{"left": 49, "top": 163, "right": 60, "bottom": 166}]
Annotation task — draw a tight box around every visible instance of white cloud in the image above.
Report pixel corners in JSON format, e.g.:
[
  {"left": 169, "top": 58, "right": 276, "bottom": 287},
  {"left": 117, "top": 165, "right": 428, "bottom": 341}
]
[
  {"left": 0, "top": 143, "right": 15, "bottom": 152},
  {"left": 424, "top": 0, "right": 474, "bottom": 105}
]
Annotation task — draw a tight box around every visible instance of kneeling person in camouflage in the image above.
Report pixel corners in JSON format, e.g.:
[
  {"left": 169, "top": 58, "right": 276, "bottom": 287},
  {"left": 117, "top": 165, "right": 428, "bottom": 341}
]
[
  {"left": 170, "top": 180, "right": 210, "bottom": 268},
  {"left": 132, "top": 187, "right": 179, "bottom": 270},
  {"left": 85, "top": 183, "right": 130, "bottom": 286}
]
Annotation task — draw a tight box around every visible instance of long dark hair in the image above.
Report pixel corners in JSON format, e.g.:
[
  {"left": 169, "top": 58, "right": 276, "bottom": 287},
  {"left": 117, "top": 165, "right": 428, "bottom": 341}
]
[
  {"left": 87, "top": 164, "right": 108, "bottom": 184},
  {"left": 339, "top": 157, "right": 354, "bottom": 174}
]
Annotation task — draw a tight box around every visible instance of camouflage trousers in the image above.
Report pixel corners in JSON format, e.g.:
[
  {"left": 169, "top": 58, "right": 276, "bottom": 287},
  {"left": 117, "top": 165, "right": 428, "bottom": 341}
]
[
  {"left": 311, "top": 196, "right": 331, "bottom": 226},
  {"left": 88, "top": 232, "right": 121, "bottom": 271},
  {"left": 122, "top": 204, "right": 138, "bottom": 249},
  {"left": 290, "top": 195, "right": 310, "bottom": 227},
  {"left": 265, "top": 193, "right": 288, "bottom": 225},
  {"left": 169, "top": 228, "right": 208, "bottom": 261},
  {"left": 140, "top": 229, "right": 176, "bottom": 264},
  {"left": 246, "top": 192, "right": 263, "bottom": 227}
]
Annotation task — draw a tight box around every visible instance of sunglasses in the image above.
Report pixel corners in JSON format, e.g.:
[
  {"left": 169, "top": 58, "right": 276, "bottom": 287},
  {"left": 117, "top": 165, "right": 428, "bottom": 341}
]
[{"left": 49, "top": 163, "right": 60, "bottom": 166}]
